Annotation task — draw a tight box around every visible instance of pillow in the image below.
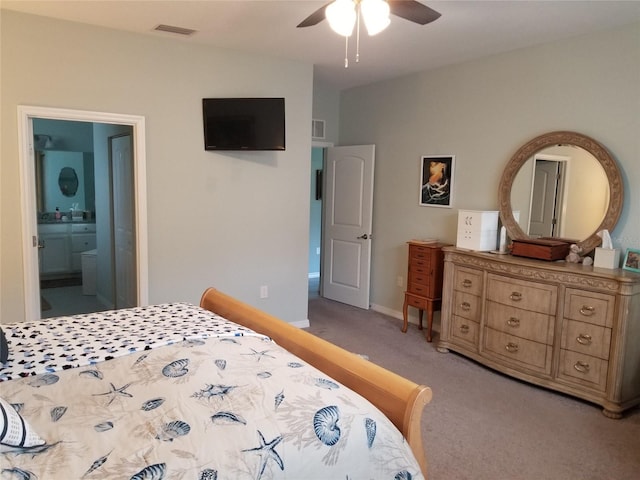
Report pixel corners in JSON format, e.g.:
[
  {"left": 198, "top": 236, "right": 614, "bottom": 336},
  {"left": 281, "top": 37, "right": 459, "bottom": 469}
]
[
  {"left": 0, "top": 397, "right": 46, "bottom": 452},
  {"left": 0, "top": 327, "right": 8, "bottom": 363}
]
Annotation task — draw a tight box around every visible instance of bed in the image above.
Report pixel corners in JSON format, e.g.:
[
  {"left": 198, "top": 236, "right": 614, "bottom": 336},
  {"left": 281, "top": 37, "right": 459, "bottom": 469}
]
[{"left": 0, "top": 287, "right": 432, "bottom": 479}]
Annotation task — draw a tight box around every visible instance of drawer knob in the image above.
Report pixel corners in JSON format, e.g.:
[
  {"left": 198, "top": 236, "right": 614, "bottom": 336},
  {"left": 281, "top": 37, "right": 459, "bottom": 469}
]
[
  {"left": 576, "top": 333, "right": 592, "bottom": 346},
  {"left": 573, "top": 361, "right": 590, "bottom": 373},
  {"left": 459, "top": 324, "right": 470, "bottom": 334},
  {"left": 460, "top": 301, "right": 471, "bottom": 311},
  {"left": 505, "top": 342, "right": 519, "bottom": 353},
  {"left": 506, "top": 317, "right": 520, "bottom": 328},
  {"left": 462, "top": 279, "right": 472, "bottom": 288},
  {"left": 579, "top": 305, "right": 595, "bottom": 317},
  {"left": 509, "top": 292, "right": 522, "bottom": 302}
]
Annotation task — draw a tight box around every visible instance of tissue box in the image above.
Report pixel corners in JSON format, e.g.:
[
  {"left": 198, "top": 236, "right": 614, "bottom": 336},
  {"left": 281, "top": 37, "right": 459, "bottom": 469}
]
[{"left": 594, "top": 247, "right": 620, "bottom": 269}]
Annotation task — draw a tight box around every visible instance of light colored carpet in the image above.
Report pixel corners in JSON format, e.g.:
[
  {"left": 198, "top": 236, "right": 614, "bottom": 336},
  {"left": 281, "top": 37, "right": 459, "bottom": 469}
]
[{"left": 306, "top": 297, "right": 640, "bottom": 480}]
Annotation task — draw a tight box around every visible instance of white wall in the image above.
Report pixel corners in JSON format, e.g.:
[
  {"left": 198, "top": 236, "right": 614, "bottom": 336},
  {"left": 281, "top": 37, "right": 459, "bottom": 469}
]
[
  {"left": 312, "top": 78, "right": 341, "bottom": 146},
  {"left": 1, "top": 11, "right": 314, "bottom": 324},
  {"left": 339, "top": 22, "right": 640, "bottom": 313}
]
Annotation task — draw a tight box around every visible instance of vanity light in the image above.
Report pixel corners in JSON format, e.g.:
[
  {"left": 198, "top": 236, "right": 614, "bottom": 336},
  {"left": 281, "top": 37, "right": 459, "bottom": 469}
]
[
  {"left": 325, "top": 0, "right": 391, "bottom": 67},
  {"left": 35, "top": 134, "right": 54, "bottom": 149}
]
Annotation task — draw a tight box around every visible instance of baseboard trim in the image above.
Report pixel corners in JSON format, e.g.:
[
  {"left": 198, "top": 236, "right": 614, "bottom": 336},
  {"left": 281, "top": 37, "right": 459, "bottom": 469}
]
[
  {"left": 293, "top": 319, "right": 310, "bottom": 329},
  {"left": 370, "top": 303, "right": 441, "bottom": 331},
  {"left": 370, "top": 303, "right": 403, "bottom": 321}
]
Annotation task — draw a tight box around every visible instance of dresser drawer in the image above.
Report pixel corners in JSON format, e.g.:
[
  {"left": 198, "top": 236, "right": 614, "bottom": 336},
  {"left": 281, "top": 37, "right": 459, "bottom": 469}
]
[
  {"left": 561, "top": 319, "right": 611, "bottom": 360},
  {"left": 483, "top": 327, "right": 552, "bottom": 375},
  {"left": 565, "top": 289, "right": 614, "bottom": 328},
  {"left": 410, "top": 259, "right": 431, "bottom": 277},
  {"left": 451, "top": 315, "right": 479, "bottom": 347},
  {"left": 408, "top": 282, "right": 435, "bottom": 297},
  {"left": 410, "top": 244, "right": 434, "bottom": 261},
  {"left": 452, "top": 290, "right": 481, "bottom": 321},
  {"left": 71, "top": 233, "right": 96, "bottom": 253},
  {"left": 558, "top": 349, "right": 608, "bottom": 392},
  {"left": 487, "top": 274, "right": 557, "bottom": 315},
  {"left": 71, "top": 223, "right": 96, "bottom": 233},
  {"left": 409, "top": 270, "right": 431, "bottom": 287},
  {"left": 485, "top": 301, "right": 554, "bottom": 345},
  {"left": 453, "top": 267, "right": 483, "bottom": 296},
  {"left": 404, "top": 293, "right": 429, "bottom": 310}
]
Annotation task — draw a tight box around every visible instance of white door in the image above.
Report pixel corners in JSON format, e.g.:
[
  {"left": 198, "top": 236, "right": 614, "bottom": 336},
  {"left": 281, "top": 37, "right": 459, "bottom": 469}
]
[
  {"left": 321, "top": 145, "right": 375, "bottom": 309},
  {"left": 111, "top": 134, "right": 137, "bottom": 308}
]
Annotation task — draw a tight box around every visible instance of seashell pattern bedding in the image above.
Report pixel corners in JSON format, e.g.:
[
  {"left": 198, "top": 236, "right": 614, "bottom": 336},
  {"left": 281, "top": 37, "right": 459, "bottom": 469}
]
[{"left": 0, "top": 304, "right": 423, "bottom": 479}]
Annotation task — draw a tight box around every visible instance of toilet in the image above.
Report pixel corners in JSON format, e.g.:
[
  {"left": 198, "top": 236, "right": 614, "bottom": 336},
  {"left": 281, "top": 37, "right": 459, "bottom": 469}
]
[{"left": 80, "top": 249, "right": 97, "bottom": 295}]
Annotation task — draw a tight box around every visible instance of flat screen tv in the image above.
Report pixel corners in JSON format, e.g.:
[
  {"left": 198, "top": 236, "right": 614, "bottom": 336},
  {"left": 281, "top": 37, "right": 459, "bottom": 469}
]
[{"left": 203, "top": 97, "right": 285, "bottom": 151}]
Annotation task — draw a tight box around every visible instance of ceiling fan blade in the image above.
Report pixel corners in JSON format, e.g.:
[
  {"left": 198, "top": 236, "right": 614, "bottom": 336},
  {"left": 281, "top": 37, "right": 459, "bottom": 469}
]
[
  {"left": 297, "top": 2, "right": 333, "bottom": 28},
  {"left": 389, "top": 0, "right": 441, "bottom": 25}
]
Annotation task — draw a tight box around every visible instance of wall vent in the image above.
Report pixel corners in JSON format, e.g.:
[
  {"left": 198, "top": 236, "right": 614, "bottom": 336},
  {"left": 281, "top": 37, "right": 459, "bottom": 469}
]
[
  {"left": 312, "top": 119, "right": 326, "bottom": 139},
  {"left": 153, "top": 24, "right": 197, "bottom": 36}
]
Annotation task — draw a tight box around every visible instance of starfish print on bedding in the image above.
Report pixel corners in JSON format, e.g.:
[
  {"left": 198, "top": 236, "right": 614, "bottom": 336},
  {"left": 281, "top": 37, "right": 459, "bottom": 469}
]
[
  {"left": 92, "top": 382, "right": 133, "bottom": 405},
  {"left": 242, "top": 349, "right": 276, "bottom": 362},
  {"left": 242, "top": 430, "right": 284, "bottom": 480}
]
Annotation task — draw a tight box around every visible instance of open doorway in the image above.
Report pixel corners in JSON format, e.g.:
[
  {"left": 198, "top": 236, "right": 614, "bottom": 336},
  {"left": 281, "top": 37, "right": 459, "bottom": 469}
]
[
  {"left": 18, "top": 106, "right": 148, "bottom": 321},
  {"left": 528, "top": 154, "right": 569, "bottom": 238},
  {"left": 308, "top": 146, "right": 324, "bottom": 299},
  {"left": 308, "top": 144, "right": 375, "bottom": 309}
]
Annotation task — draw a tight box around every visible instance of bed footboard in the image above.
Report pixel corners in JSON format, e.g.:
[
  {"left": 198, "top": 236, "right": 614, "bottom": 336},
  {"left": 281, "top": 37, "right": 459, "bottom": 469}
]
[{"left": 200, "top": 287, "right": 432, "bottom": 477}]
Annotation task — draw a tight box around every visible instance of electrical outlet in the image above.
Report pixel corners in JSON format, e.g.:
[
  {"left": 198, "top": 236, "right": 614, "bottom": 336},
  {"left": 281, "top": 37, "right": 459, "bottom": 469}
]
[
  {"left": 397, "top": 276, "right": 403, "bottom": 287},
  {"left": 316, "top": 247, "right": 321, "bottom": 255},
  {"left": 260, "top": 285, "right": 268, "bottom": 298}
]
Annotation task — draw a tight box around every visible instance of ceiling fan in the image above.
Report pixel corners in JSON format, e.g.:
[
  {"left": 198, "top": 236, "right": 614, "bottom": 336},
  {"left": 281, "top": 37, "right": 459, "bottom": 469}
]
[
  {"left": 297, "top": 0, "right": 441, "bottom": 29},
  {"left": 297, "top": 0, "right": 441, "bottom": 67}
]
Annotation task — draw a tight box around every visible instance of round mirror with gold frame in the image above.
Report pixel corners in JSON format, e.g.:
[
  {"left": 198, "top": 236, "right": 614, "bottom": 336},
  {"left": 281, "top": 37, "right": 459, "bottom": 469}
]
[{"left": 498, "top": 131, "right": 623, "bottom": 254}]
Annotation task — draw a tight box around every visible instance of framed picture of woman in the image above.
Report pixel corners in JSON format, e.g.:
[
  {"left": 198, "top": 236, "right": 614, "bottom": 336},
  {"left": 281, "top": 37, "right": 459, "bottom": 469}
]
[{"left": 419, "top": 155, "right": 455, "bottom": 207}]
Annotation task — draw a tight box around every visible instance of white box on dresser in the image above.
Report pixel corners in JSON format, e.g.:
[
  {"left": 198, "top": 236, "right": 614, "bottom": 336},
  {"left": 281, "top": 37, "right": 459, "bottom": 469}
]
[
  {"left": 456, "top": 210, "right": 499, "bottom": 251},
  {"left": 438, "top": 246, "right": 640, "bottom": 418}
]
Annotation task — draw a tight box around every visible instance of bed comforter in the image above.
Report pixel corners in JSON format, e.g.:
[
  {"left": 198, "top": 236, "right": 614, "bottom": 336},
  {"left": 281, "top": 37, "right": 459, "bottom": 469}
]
[{"left": 0, "top": 303, "right": 423, "bottom": 479}]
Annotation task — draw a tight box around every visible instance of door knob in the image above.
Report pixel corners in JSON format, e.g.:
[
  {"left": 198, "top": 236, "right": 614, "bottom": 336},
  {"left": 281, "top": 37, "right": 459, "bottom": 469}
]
[{"left": 357, "top": 234, "right": 372, "bottom": 240}]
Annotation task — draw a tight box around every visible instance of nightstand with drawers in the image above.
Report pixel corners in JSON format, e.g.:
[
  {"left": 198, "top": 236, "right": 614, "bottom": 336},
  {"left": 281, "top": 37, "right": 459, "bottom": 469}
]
[{"left": 402, "top": 241, "right": 448, "bottom": 342}]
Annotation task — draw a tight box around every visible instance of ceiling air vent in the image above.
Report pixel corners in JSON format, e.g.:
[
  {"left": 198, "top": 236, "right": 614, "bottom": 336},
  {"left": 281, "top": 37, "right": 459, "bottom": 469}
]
[
  {"left": 312, "top": 119, "right": 326, "bottom": 140},
  {"left": 153, "top": 24, "right": 197, "bottom": 36}
]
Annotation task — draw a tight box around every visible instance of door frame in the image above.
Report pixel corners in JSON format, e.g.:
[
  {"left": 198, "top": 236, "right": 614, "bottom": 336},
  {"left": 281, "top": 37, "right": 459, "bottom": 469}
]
[
  {"left": 18, "top": 105, "right": 149, "bottom": 321},
  {"left": 321, "top": 144, "right": 375, "bottom": 309},
  {"left": 311, "top": 141, "right": 334, "bottom": 298},
  {"left": 527, "top": 153, "right": 570, "bottom": 237}
]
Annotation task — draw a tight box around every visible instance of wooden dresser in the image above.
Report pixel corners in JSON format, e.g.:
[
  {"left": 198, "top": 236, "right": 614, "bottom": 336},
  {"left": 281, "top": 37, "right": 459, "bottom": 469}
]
[
  {"left": 438, "top": 246, "right": 640, "bottom": 418},
  {"left": 402, "top": 241, "right": 448, "bottom": 342}
]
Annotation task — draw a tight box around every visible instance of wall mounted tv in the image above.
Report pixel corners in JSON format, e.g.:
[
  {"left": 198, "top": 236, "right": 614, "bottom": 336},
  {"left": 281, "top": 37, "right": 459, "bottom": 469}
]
[{"left": 202, "top": 97, "right": 285, "bottom": 151}]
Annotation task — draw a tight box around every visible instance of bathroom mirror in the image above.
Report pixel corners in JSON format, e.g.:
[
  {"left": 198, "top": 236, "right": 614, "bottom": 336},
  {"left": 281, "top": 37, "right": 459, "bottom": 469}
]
[
  {"left": 35, "top": 150, "right": 95, "bottom": 215},
  {"left": 498, "top": 131, "right": 623, "bottom": 254},
  {"left": 58, "top": 167, "right": 79, "bottom": 197}
]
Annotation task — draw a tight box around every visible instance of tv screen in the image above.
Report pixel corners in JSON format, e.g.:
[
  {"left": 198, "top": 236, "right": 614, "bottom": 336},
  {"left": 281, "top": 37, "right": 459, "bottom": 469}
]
[{"left": 203, "top": 97, "right": 285, "bottom": 151}]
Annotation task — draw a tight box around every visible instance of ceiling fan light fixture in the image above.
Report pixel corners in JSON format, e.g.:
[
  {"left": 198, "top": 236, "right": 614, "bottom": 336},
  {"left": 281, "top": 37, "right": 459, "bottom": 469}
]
[
  {"left": 326, "top": 0, "right": 356, "bottom": 37},
  {"left": 361, "top": 0, "right": 391, "bottom": 35}
]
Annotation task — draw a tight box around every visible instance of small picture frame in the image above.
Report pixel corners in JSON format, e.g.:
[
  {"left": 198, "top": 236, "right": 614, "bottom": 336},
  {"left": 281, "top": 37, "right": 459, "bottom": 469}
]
[
  {"left": 419, "top": 155, "right": 455, "bottom": 208},
  {"left": 622, "top": 248, "right": 640, "bottom": 273}
]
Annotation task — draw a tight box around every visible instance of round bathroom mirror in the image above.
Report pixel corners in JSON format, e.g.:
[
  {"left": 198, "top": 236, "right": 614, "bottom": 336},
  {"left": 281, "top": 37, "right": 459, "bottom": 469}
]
[{"left": 58, "top": 167, "right": 79, "bottom": 197}]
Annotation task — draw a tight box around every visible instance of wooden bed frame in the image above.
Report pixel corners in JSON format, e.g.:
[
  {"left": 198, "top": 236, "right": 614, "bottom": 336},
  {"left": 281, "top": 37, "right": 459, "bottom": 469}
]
[{"left": 200, "top": 287, "right": 433, "bottom": 477}]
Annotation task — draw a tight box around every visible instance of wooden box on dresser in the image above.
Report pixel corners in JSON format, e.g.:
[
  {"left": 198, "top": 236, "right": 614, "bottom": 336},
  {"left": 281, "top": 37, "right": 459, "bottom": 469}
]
[{"left": 437, "top": 246, "right": 640, "bottom": 418}]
